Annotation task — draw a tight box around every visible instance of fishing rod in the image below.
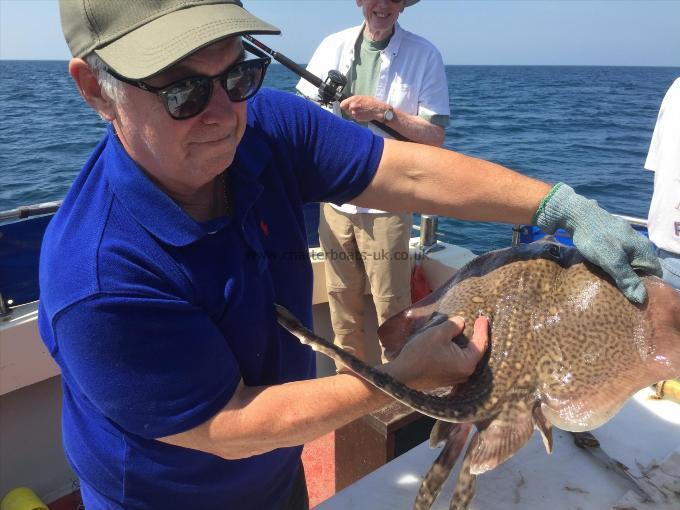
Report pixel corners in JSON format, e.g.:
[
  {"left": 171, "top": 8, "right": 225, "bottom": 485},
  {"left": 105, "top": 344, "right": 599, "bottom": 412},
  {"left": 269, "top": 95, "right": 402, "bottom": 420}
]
[{"left": 243, "top": 35, "right": 410, "bottom": 142}]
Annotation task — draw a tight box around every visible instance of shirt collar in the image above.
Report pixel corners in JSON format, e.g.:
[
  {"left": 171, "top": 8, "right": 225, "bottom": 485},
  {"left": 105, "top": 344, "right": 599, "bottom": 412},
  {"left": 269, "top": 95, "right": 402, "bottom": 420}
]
[
  {"left": 384, "top": 22, "right": 404, "bottom": 57},
  {"left": 353, "top": 22, "right": 404, "bottom": 57},
  {"left": 102, "top": 124, "right": 270, "bottom": 247}
]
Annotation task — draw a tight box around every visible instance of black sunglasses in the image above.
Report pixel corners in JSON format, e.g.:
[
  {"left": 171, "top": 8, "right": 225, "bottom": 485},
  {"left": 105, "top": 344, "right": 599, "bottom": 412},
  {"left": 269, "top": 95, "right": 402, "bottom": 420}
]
[{"left": 107, "top": 57, "right": 271, "bottom": 120}]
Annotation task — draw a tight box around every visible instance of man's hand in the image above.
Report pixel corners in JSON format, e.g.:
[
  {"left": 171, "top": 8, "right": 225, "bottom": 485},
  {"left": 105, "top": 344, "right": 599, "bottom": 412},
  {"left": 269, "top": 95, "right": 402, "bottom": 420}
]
[
  {"left": 340, "top": 95, "right": 390, "bottom": 123},
  {"left": 535, "top": 183, "right": 662, "bottom": 303},
  {"left": 385, "top": 316, "right": 489, "bottom": 391}
]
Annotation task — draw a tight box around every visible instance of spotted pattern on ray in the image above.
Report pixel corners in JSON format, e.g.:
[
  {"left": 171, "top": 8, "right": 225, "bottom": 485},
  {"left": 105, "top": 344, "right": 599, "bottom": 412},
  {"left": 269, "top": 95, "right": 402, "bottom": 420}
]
[{"left": 276, "top": 242, "right": 680, "bottom": 510}]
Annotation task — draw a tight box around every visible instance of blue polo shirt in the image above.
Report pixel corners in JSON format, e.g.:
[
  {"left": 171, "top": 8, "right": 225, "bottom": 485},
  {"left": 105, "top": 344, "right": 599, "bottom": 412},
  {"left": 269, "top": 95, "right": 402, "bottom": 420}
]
[{"left": 38, "top": 88, "right": 383, "bottom": 509}]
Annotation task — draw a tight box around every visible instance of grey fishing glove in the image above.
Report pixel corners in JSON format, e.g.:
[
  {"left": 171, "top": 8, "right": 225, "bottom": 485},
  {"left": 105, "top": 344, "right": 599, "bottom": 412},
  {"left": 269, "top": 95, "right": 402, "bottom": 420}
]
[{"left": 534, "top": 183, "right": 662, "bottom": 303}]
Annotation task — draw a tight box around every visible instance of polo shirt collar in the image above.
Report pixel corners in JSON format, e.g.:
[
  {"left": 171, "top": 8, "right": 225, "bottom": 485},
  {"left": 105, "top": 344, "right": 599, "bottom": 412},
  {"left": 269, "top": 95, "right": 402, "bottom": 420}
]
[{"left": 102, "top": 124, "right": 269, "bottom": 247}]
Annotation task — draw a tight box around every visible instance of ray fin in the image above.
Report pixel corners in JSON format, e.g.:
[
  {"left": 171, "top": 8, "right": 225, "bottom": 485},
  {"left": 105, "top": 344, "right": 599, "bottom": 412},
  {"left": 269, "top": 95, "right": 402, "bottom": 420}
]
[
  {"left": 378, "top": 292, "right": 442, "bottom": 360},
  {"left": 429, "top": 420, "right": 455, "bottom": 448},
  {"left": 532, "top": 402, "right": 553, "bottom": 454},
  {"left": 448, "top": 431, "right": 480, "bottom": 510},
  {"left": 468, "top": 400, "right": 535, "bottom": 475},
  {"left": 414, "top": 423, "right": 472, "bottom": 510}
]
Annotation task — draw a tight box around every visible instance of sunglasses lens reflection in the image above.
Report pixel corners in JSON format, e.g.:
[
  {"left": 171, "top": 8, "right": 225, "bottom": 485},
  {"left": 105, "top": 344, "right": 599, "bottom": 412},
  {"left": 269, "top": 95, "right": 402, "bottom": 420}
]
[
  {"left": 162, "top": 60, "right": 267, "bottom": 119},
  {"left": 163, "top": 79, "right": 212, "bottom": 119},
  {"left": 225, "top": 61, "right": 265, "bottom": 102}
]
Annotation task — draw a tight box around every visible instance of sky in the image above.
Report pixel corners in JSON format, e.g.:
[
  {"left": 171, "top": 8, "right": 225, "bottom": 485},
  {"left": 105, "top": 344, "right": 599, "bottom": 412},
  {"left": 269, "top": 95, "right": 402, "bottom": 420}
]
[{"left": 0, "top": 0, "right": 679, "bottom": 66}]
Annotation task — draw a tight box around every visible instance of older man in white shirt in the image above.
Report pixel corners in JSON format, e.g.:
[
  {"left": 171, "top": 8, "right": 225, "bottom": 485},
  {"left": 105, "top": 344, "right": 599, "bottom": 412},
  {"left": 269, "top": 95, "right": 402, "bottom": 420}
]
[{"left": 297, "top": 0, "right": 450, "bottom": 364}]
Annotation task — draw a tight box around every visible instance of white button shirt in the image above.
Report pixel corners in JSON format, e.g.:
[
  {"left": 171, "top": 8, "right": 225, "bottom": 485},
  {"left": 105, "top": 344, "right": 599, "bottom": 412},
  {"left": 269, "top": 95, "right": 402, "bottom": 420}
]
[{"left": 297, "top": 23, "right": 450, "bottom": 214}]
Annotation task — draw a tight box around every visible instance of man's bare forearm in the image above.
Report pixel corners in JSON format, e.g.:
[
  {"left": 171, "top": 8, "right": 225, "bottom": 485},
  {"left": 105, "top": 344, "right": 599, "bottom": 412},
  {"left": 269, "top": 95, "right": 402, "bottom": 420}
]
[
  {"left": 354, "top": 139, "right": 551, "bottom": 223},
  {"left": 339, "top": 95, "right": 445, "bottom": 147},
  {"left": 385, "top": 108, "right": 445, "bottom": 147},
  {"left": 158, "top": 297, "right": 488, "bottom": 461},
  {"left": 159, "top": 372, "right": 393, "bottom": 459}
]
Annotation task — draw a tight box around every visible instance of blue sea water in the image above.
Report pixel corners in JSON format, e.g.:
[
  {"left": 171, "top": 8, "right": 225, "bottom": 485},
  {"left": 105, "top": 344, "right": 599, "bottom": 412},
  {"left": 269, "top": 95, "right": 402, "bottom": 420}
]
[{"left": 1, "top": 61, "right": 678, "bottom": 254}]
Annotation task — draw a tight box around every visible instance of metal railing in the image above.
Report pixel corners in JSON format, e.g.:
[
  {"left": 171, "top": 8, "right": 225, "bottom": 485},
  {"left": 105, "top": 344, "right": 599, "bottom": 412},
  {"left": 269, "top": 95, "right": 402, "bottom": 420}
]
[
  {"left": 417, "top": 213, "right": 649, "bottom": 250},
  {"left": 0, "top": 204, "right": 652, "bottom": 318},
  {"left": 0, "top": 200, "right": 62, "bottom": 222},
  {"left": 0, "top": 201, "right": 650, "bottom": 254},
  {"left": 613, "top": 214, "right": 649, "bottom": 229},
  {"left": 0, "top": 292, "right": 10, "bottom": 318}
]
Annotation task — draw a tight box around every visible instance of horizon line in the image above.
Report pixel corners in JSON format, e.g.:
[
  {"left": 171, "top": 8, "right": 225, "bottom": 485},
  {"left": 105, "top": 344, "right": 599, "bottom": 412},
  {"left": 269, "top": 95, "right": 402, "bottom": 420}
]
[{"left": 1, "top": 58, "right": 679, "bottom": 69}]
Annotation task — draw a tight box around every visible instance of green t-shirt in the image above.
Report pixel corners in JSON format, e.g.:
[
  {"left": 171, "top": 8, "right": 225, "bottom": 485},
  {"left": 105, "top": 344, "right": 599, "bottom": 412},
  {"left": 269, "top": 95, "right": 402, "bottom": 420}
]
[
  {"left": 346, "top": 33, "right": 388, "bottom": 98},
  {"left": 343, "top": 33, "right": 388, "bottom": 124},
  {"left": 343, "top": 31, "right": 449, "bottom": 129}
]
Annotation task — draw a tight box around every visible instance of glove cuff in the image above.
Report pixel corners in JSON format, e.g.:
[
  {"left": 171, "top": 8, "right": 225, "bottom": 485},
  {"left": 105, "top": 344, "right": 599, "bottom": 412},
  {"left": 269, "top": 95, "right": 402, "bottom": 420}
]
[{"left": 533, "top": 182, "right": 578, "bottom": 234}]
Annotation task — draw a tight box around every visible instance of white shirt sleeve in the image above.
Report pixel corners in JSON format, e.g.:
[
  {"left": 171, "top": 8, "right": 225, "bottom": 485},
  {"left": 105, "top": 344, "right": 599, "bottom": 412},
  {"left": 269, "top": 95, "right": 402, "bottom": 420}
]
[
  {"left": 416, "top": 47, "right": 450, "bottom": 121},
  {"left": 645, "top": 78, "right": 680, "bottom": 172}
]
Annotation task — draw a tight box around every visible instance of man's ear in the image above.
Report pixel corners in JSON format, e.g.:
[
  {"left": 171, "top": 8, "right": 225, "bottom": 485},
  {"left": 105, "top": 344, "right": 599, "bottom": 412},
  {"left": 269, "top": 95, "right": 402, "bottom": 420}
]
[
  {"left": 356, "top": 0, "right": 363, "bottom": 7},
  {"left": 68, "top": 58, "right": 116, "bottom": 122}
]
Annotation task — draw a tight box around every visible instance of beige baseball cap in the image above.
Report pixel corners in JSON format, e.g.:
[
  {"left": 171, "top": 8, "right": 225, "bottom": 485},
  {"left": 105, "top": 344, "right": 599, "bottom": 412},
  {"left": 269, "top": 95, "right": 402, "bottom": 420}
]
[{"left": 60, "top": 0, "right": 280, "bottom": 80}]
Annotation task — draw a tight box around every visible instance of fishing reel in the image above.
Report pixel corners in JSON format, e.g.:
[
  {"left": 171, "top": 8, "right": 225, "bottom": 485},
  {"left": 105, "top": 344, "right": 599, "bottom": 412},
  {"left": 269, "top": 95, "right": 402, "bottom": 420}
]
[{"left": 318, "top": 70, "right": 347, "bottom": 105}]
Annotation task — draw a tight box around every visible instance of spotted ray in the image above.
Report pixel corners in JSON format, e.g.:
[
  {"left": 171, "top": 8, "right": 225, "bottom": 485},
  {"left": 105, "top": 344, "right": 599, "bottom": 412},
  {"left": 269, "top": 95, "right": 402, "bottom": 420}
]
[{"left": 276, "top": 242, "right": 680, "bottom": 509}]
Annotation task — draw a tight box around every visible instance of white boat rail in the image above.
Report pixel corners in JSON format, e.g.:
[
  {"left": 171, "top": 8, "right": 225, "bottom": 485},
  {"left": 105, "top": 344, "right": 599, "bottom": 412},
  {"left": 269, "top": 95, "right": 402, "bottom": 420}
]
[
  {"left": 614, "top": 214, "right": 649, "bottom": 228},
  {"left": 0, "top": 203, "right": 650, "bottom": 255},
  {"left": 411, "top": 214, "right": 649, "bottom": 249}
]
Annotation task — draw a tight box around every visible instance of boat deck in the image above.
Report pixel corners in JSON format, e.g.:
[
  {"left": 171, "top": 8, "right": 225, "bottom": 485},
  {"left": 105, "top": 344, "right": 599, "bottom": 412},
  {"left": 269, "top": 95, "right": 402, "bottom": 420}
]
[{"left": 317, "top": 387, "right": 680, "bottom": 509}]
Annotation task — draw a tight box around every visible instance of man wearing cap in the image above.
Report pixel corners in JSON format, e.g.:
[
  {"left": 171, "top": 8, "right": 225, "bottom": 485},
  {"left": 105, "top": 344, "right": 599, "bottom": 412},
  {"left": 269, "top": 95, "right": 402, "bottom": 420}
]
[
  {"left": 41, "top": 1, "right": 660, "bottom": 509},
  {"left": 297, "top": 0, "right": 449, "bottom": 366}
]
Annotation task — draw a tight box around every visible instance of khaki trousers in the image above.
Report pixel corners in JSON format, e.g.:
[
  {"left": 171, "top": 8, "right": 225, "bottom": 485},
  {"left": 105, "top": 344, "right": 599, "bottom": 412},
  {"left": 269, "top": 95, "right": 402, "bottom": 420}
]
[{"left": 319, "top": 203, "right": 412, "bottom": 363}]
